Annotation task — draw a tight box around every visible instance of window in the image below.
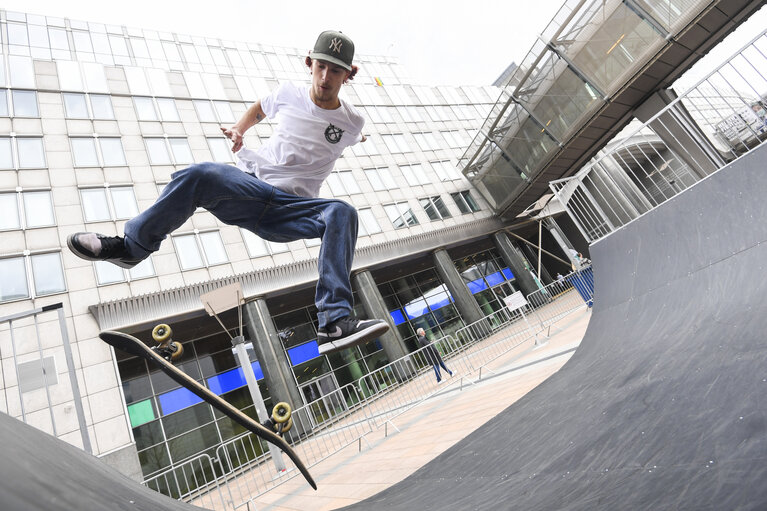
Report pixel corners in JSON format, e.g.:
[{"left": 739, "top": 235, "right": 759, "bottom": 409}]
[
  {"left": 241, "top": 229, "right": 289, "bottom": 257},
  {"left": 1, "top": 137, "right": 46, "bottom": 169},
  {"left": 430, "top": 160, "right": 462, "bottom": 181},
  {"left": 134, "top": 96, "right": 158, "bottom": 120},
  {"left": 380, "top": 134, "right": 411, "bottom": 154},
  {"left": 10, "top": 90, "right": 38, "bottom": 117},
  {"left": 63, "top": 93, "right": 89, "bottom": 118},
  {"left": 384, "top": 202, "right": 419, "bottom": 229},
  {"left": 134, "top": 96, "right": 179, "bottom": 121},
  {"left": 145, "top": 137, "right": 193, "bottom": 165},
  {"left": 451, "top": 190, "right": 481, "bottom": 214},
  {"left": 194, "top": 100, "right": 235, "bottom": 123},
  {"left": 413, "top": 132, "right": 441, "bottom": 151},
  {"left": 70, "top": 137, "right": 127, "bottom": 167},
  {"left": 441, "top": 130, "right": 462, "bottom": 148},
  {"left": 156, "top": 98, "right": 180, "bottom": 121},
  {"left": 23, "top": 191, "right": 55, "bottom": 228},
  {"left": 399, "top": 163, "right": 430, "bottom": 186},
  {"left": 326, "top": 170, "right": 361, "bottom": 196},
  {"left": 80, "top": 186, "right": 139, "bottom": 222},
  {"left": 94, "top": 258, "right": 155, "bottom": 285},
  {"left": 420, "top": 196, "right": 452, "bottom": 221},
  {"left": 358, "top": 208, "right": 382, "bottom": 235},
  {"left": 0, "top": 252, "right": 66, "bottom": 303},
  {"left": 207, "top": 138, "right": 233, "bottom": 163},
  {"left": 172, "top": 231, "right": 228, "bottom": 269},
  {"left": 364, "top": 167, "right": 396, "bottom": 191},
  {"left": 0, "top": 90, "right": 8, "bottom": 117},
  {"left": 0, "top": 190, "right": 55, "bottom": 230},
  {"left": 350, "top": 136, "right": 381, "bottom": 157}
]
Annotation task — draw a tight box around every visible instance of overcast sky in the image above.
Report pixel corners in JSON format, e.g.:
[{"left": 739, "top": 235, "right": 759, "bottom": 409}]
[{"left": 4, "top": 0, "right": 564, "bottom": 86}]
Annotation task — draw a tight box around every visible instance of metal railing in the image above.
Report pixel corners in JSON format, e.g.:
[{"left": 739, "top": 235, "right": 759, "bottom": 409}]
[
  {"left": 143, "top": 268, "right": 595, "bottom": 509},
  {"left": 550, "top": 28, "right": 767, "bottom": 244}
]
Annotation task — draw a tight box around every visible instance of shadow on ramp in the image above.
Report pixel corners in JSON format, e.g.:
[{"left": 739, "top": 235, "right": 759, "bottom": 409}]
[
  {"left": 0, "top": 412, "right": 208, "bottom": 510},
  {"left": 338, "top": 145, "right": 767, "bottom": 510}
]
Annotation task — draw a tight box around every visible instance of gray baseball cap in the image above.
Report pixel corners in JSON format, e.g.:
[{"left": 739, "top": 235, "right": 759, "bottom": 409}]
[{"left": 312, "top": 30, "right": 354, "bottom": 71}]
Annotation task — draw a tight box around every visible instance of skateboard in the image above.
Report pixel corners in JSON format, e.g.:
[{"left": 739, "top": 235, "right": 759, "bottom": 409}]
[{"left": 99, "top": 325, "right": 316, "bottom": 490}]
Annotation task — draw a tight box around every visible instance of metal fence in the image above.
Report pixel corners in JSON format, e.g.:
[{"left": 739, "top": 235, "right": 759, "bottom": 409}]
[
  {"left": 142, "top": 267, "right": 595, "bottom": 509},
  {"left": 550, "top": 28, "right": 767, "bottom": 244}
]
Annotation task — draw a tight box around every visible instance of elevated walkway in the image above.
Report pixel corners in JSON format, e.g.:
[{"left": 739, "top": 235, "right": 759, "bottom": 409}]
[{"left": 460, "top": 0, "right": 766, "bottom": 220}]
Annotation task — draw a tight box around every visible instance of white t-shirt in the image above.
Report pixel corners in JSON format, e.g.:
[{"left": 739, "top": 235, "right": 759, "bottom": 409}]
[{"left": 235, "top": 82, "right": 365, "bottom": 198}]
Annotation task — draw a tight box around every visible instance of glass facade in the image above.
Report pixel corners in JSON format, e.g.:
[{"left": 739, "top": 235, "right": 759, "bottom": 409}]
[{"left": 117, "top": 329, "right": 272, "bottom": 478}]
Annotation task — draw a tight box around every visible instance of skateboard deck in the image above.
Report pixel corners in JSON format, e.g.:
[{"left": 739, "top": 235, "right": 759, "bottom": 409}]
[{"left": 99, "top": 329, "right": 317, "bottom": 490}]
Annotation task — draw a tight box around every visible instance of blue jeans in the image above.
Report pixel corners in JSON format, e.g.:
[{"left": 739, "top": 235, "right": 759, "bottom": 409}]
[{"left": 123, "top": 163, "right": 358, "bottom": 328}]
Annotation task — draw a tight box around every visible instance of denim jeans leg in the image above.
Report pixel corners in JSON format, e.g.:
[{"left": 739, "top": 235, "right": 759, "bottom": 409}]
[
  {"left": 253, "top": 190, "right": 358, "bottom": 328},
  {"left": 123, "top": 162, "right": 268, "bottom": 259}
]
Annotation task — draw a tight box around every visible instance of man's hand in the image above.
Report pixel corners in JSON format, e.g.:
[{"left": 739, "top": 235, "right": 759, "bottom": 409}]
[{"left": 221, "top": 126, "right": 244, "bottom": 152}]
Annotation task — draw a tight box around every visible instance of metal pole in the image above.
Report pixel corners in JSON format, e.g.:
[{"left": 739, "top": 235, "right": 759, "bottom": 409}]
[{"left": 230, "top": 335, "right": 286, "bottom": 473}]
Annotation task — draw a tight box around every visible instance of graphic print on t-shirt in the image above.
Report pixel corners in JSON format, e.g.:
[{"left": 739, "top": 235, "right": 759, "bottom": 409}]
[{"left": 324, "top": 123, "right": 344, "bottom": 144}]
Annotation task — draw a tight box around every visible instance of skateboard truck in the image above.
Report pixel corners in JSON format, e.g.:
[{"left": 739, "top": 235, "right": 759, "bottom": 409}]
[{"left": 150, "top": 323, "right": 184, "bottom": 361}]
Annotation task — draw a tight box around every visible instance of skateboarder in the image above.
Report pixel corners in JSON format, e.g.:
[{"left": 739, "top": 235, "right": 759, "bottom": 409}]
[
  {"left": 68, "top": 30, "right": 388, "bottom": 355},
  {"left": 416, "top": 328, "right": 453, "bottom": 383}
]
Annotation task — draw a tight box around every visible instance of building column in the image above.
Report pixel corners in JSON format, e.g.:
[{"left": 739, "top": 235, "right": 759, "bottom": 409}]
[
  {"left": 520, "top": 241, "right": 554, "bottom": 285},
  {"left": 432, "top": 248, "right": 484, "bottom": 325},
  {"left": 243, "top": 298, "right": 306, "bottom": 433},
  {"left": 635, "top": 88, "right": 726, "bottom": 178},
  {"left": 492, "top": 231, "right": 539, "bottom": 296},
  {"left": 542, "top": 218, "right": 580, "bottom": 269},
  {"left": 352, "top": 269, "right": 409, "bottom": 362}
]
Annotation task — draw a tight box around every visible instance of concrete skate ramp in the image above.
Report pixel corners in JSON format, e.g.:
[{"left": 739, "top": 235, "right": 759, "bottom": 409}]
[
  {"left": 0, "top": 412, "right": 208, "bottom": 510},
  {"left": 341, "top": 146, "right": 767, "bottom": 511}
]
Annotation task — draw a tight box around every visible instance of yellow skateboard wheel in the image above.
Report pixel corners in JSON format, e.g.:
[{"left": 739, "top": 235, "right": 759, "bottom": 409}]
[
  {"left": 272, "top": 402, "right": 292, "bottom": 423},
  {"left": 169, "top": 341, "right": 184, "bottom": 360},
  {"left": 152, "top": 324, "right": 173, "bottom": 343}
]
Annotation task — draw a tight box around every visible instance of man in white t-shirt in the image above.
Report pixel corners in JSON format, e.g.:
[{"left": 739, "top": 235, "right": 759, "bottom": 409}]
[{"left": 67, "top": 30, "right": 389, "bottom": 354}]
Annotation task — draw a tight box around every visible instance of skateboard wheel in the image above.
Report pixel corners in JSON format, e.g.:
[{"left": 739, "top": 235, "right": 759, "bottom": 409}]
[
  {"left": 280, "top": 416, "right": 293, "bottom": 434},
  {"left": 169, "top": 341, "right": 184, "bottom": 360},
  {"left": 152, "top": 324, "right": 173, "bottom": 343},
  {"left": 272, "top": 402, "right": 291, "bottom": 423}
]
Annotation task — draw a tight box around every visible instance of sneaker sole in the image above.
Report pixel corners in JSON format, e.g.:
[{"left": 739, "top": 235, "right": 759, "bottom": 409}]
[
  {"left": 66, "top": 233, "right": 140, "bottom": 269},
  {"left": 317, "top": 322, "right": 390, "bottom": 355}
]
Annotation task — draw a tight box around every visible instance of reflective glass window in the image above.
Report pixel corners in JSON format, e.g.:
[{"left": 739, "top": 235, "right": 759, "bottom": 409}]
[
  {"left": 0, "top": 194, "right": 20, "bottom": 229},
  {"left": 71, "top": 138, "right": 99, "bottom": 167},
  {"left": 63, "top": 93, "right": 89, "bottom": 118},
  {"left": 17, "top": 138, "right": 45, "bottom": 168},
  {"left": 23, "top": 191, "right": 55, "bottom": 227},
  {"left": 0, "top": 257, "right": 29, "bottom": 301},
  {"left": 99, "top": 138, "right": 127, "bottom": 166},
  {"left": 31, "top": 253, "right": 66, "bottom": 295},
  {"left": 11, "top": 90, "right": 38, "bottom": 117},
  {"left": 90, "top": 95, "right": 114, "bottom": 119}
]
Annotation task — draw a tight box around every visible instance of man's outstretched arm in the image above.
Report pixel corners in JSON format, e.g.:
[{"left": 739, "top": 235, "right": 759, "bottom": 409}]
[{"left": 220, "top": 100, "right": 266, "bottom": 152}]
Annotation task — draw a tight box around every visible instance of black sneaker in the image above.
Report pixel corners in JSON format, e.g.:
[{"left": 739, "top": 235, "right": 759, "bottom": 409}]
[
  {"left": 67, "top": 232, "right": 141, "bottom": 269},
  {"left": 317, "top": 317, "right": 390, "bottom": 355}
]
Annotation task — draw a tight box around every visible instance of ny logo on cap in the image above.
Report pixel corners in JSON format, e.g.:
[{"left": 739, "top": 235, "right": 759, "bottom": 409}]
[{"left": 329, "top": 37, "right": 343, "bottom": 54}]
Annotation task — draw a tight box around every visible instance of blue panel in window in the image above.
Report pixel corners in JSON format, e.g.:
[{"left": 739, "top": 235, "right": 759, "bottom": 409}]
[
  {"left": 502, "top": 267, "right": 514, "bottom": 280},
  {"left": 404, "top": 299, "right": 428, "bottom": 319},
  {"left": 486, "top": 271, "right": 504, "bottom": 286},
  {"left": 288, "top": 341, "right": 319, "bottom": 366},
  {"left": 158, "top": 386, "right": 203, "bottom": 415},
  {"left": 251, "top": 361, "right": 263, "bottom": 380},
  {"left": 390, "top": 309, "right": 406, "bottom": 325},
  {"left": 206, "top": 362, "right": 264, "bottom": 395},
  {"left": 207, "top": 367, "right": 246, "bottom": 395},
  {"left": 467, "top": 278, "right": 488, "bottom": 294},
  {"left": 428, "top": 291, "right": 452, "bottom": 310}
]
